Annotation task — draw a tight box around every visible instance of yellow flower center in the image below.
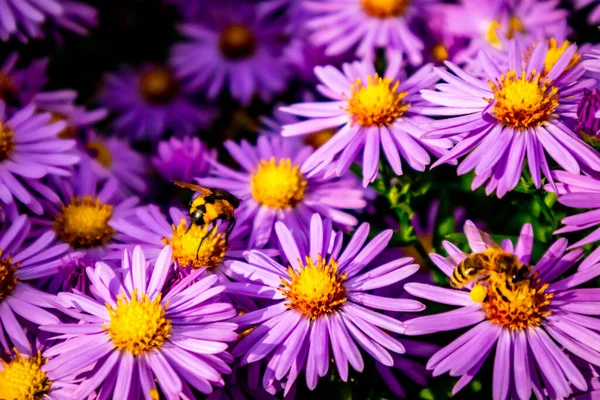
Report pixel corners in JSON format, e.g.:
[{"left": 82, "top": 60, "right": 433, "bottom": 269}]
[
  {"left": 0, "top": 72, "right": 16, "bottom": 101},
  {"left": 346, "top": 74, "right": 410, "bottom": 127},
  {"left": 485, "top": 17, "right": 524, "bottom": 48},
  {"left": 489, "top": 70, "right": 559, "bottom": 130},
  {"left": 472, "top": 271, "right": 552, "bottom": 330},
  {"left": 0, "top": 122, "right": 16, "bottom": 161},
  {"left": 0, "top": 351, "right": 51, "bottom": 400},
  {"left": 139, "top": 67, "right": 179, "bottom": 105},
  {"left": 543, "top": 38, "right": 580, "bottom": 76},
  {"left": 251, "top": 157, "right": 307, "bottom": 209},
  {"left": 86, "top": 141, "right": 112, "bottom": 168},
  {"left": 403, "top": 234, "right": 433, "bottom": 270},
  {"left": 53, "top": 196, "right": 115, "bottom": 249},
  {"left": 0, "top": 252, "right": 19, "bottom": 301},
  {"left": 280, "top": 255, "right": 347, "bottom": 319},
  {"left": 304, "top": 128, "right": 336, "bottom": 149},
  {"left": 50, "top": 114, "right": 77, "bottom": 140},
  {"left": 432, "top": 43, "right": 449, "bottom": 62},
  {"left": 219, "top": 25, "right": 257, "bottom": 60},
  {"left": 361, "top": 0, "right": 410, "bottom": 18},
  {"left": 162, "top": 219, "right": 228, "bottom": 269},
  {"left": 105, "top": 289, "right": 171, "bottom": 356}
]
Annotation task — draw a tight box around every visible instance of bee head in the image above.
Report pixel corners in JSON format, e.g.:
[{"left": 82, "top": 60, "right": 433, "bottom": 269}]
[
  {"left": 190, "top": 209, "right": 203, "bottom": 225},
  {"left": 511, "top": 265, "right": 529, "bottom": 283}
]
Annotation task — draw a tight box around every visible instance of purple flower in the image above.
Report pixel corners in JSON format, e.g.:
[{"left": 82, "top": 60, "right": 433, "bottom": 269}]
[
  {"left": 0, "top": 215, "right": 71, "bottom": 353},
  {"left": 40, "top": 245, "right": 238, "bottom": 399},
  {"left": 302, "top": 0, "right": 440, "bottom": 65},
  {"left": 169, "top": 0, "right": 289, "bottom": 105},
  {"left": 545, "top": 170, "right": 600, "bottom": 248},
  {"left": 39, "top": 157, "right": 139, "bottom": 259},
  {"left": 404, "top": 221, "right": 600, "bottom": 399},
  {"left": 575, "top": 0, "right": 600, "bottom": 25},
  {"left": 82, "top": 130, "right": 149, "bottom": 196},
  {"left": 577, "top": 89, "right": 600, "bottom": 149},
  {"left": 100, "top": 64, "right": 215, "bottom": 141},
  {"left": 226, "top": 214, "right": 423, "bottom": 393},
  {"left": 0, "top": 0, "right": 97, "bottom": 42},
  {"left": 281, "top": 58, "right": 451, "bottom": 186},
  {"left": 421, "top": 39, "right": 600, "bottom": 198},
  {"left": 0, "top": 104, "right": 79, "bottom": 214},
  {"left": 0, "top": 54, "right": 48, "bottom": 107},
  {"left": 152, "top": 136, "right": 217, "bottom": 183},
  {"left": 199, "top": 135, "right": 366, "bottom": 248}
]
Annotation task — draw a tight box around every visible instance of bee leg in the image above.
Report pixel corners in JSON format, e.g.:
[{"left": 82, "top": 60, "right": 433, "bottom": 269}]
[
  {"left": 195, "top": 231, "right": 209, "bottom": 260},
  {"left": 225, "top": 219, "right": 236, "bottom": 246}
]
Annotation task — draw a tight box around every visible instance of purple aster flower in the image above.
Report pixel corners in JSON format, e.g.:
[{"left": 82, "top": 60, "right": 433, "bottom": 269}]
[
  {"left": 226, "top": 213, "right": 424, "bottom": 393},
  {"left": 38, "top": 157, "right": 139, "bottom": 259},
  {"left": 100, "top": 64, "right": 215, "bottom": 141},
  {"left": 0, "top": 104, "right": 79, "bottom": 214},
  {"left": 0, "top": 54, "right": 48, "bottom": 107},
  {"left": 0, "top": 214, "right": 72, "bottom": 353},
  {"left": 438, "top": 0, "right": 568, "bottom": 66},
  {"left": 302, "top": 0, "right": 440, "bottom": 65},
  {"left": 403, "top": 221, "right": 600, "bottom": 399},
  {"left": 82, "top": 130, "right": 148, "bottom": 196},
  {"left": 575, "top": 0, "right": 600, "bottom": 25},
  {"left": 0, "top": 0, "right": 97, "bottom": 42},
  {"left": 281, "top": 58, "right": 452, "bottom": 186},
  {"left": 169, "top": 0, "right": 289, "bottom": 105},
  {"left": 199, "top": 135, "right": 366, "bottom": 248},
  {"left": 152, "top": 136, "right": 217, "bottom": 183},
  {"left": 0, "top": 347, "right": 80, "bottom": 400},
  {"left": 545, "top": 170, "right": 600, "bottom": 248},
  {"left": 576, "top": 89, "right": 600, "bottom": 149},
  {"left": 420, "top": 39, "right": 600, "bottom": 198},
  {"left": 41, "top": 245, "right": 238, "bottom": 399}
]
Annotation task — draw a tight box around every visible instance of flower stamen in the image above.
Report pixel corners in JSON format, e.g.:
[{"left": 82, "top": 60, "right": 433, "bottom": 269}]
[
  {"left": 361, "top": 0, "right": 410, "bottom": 18},
  {"left": 219, "top": 25, "right": 257, "bottom": 60},
  {"left": 163, "top": 219, "right": 228, "bottom": 269},
  {"left": 86, "top": 141, "right": 112, "bottom": 168},
  {"left": 140, "top": 67, "right": 179, "bottom": 105},
  {"left": 0, "top": 251, "right": 19, "bottom": 301},
  {"left": 251, "top": 157, "right": 307, "bottom": 209},
  {"left": 53, "top": 196, "right": 115, "bottom": 249},
  {"left": 543, "top": 38, "right": 580, "bottom": 76},
  {"left": 0, "top": 122, "right": 16, "bottom": 161},
  {"left": 0, "top": 350, "right": 51, "bottom": 400}
]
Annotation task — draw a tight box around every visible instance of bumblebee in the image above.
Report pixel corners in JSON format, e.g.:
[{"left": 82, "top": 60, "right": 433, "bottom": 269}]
[
  {"left": 450, "top": 224, "right": 530, "bottom": 299},
  {"left": 173, "top": 181, "right": 240, "bottom": 242}
]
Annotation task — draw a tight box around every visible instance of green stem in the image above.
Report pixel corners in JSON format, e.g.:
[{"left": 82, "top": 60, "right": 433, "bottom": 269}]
[{"left": 533, "top": 191, "right": 557, "bottom": 231}]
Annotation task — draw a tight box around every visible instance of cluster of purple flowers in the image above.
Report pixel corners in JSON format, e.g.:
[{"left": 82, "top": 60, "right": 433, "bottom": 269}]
[{"left": 3, "top": 0, "right": 600, "bottom": 399}]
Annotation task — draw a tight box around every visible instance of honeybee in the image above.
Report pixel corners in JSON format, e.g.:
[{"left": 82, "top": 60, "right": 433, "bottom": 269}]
[
  {"left": 173, "top": 181, "right": 240, "bottom": 243},
  {"left": 450, "top": 224, "right": 530, "bottom": 299}
]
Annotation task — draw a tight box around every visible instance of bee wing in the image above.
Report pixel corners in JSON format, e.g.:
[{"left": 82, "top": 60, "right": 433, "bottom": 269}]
[
  {"left": 172, "top": 180, "right": 212, "bottom": 195},
  {"left": 464, "top": 221, "right": 500, "bottom": 252}
]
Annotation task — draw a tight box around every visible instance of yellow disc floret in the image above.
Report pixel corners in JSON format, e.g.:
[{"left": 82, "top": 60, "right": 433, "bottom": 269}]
[
  {"left": 163, "top": 219, "right": 228, "bottom": 269},
  {"left": 0, "top": 350, "right": 51, "bottom": 400},
  {"left": 543, "top": 38, "right": 580, "bottom": 76},
  {"left": 0, "top": 251, "right": 19, "bottom": 301},
  {"left": 139, "top": 67, "right": 179, "bottom": 105},
  {"left": 280, "top": 255, "right": 347, "bottom": 319},
  {"left": 219, "top": 25, "right": 257, "bottom": 60},
  {"left": 361, "top": 0, "right": 410, "bottom": 18},
  {"left": 485, "top": 17, "right": 524, "bottom": 48},
  {"left": 489, "top": 70, "right": 559, "bottom": 129},
  {"left": 86, "top": 141, "right": 112, "bottom": 168},
  {"left": 481, "top": 271, "right": 553, "bottom": 330},
  {"left": 106, "top": 289, "right": 171, "bottom": 356},
  {"left": 251, "top": 157, "right": 307, "bottom": 209},
  {"left": 305, "top": 128, "right": 336, "bottom": 149},
  {"left": 53, "top": 196, "right": 115, "bottom": 249},
  {"left": 347, "top": 74, "right": 410, "bottom": 127},
  {"left": 432, "top": 43, "right": 449, "bottom": 62},
  {"left": 0, "top": 122, "right": 16, "bottom": 162}
]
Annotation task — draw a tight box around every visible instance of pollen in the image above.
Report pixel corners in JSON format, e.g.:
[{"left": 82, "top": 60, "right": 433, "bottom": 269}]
[
  {"left": 280, "top": 255, "right": 347, "bottom": 319},
  {"left": 485, "top": 17, "right": 524, "bottom": 48},
  {"left": 0, "top": 122, "right": 16, "bottom": 161},
  {"left": 162, "top": 219, "right": 228, "bottom": 269},
  {"left": 361, "top": 0, "right": 410, "bottom": 18},
  {"left": 489, "top": 70, "right": 559, "bottom": 129},
  {"left": 543, "top": 38, "right": 580, "bottom": 76},
  {"left": 481, "top": 271, "right": 553, "bottom": 330},
  {"left": 105, "top": 289, "right": 171, "bottom": 356},
  {"left": 251, "top": 157, "right": 307, "bottom": 209},
  {"left": 0, "top": 71, "right": 16, "bottom": 101},
  {"left": 346, "top": 74, "right": 410, "bottom": 127},
  {"left": 139, "top": 66, "right": 179, "bottom": 105},
  {"left": 0, "top": 350, "right": 51, "bottom": 400},
  {"left": 219, "top": 25, "right": 257, "bottom": 60},
  {"left": 86, "top": 141, "right": 112, "bottom": 168},
  {"left": 0, "top": 252, "right": 19, "bottom": 301},
  {"left": 53, "top": 196, "right": 115, "bottom": 249}
]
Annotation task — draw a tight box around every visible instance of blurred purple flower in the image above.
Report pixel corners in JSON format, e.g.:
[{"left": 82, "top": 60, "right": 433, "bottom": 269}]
[
  {"left": 41, "top": 246, "right": 238, "bottom": 399},
  {"left": 404, "top": 221, "right": 600, "bottom": 399},
  {"left": 152, "top": 136, "right": 217, "bottom": 183},
  {"left": 100, "top": 64, "right": 215, "bottom": 141},
  {"left": 574, "top": 0, "right": 600, "bottom": 25},
  {"left": 199, "top": 135, "right": 366, "bottom": 248},
  {"left": 226, "top": 214, "right": 423, "bottom": 393}
]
